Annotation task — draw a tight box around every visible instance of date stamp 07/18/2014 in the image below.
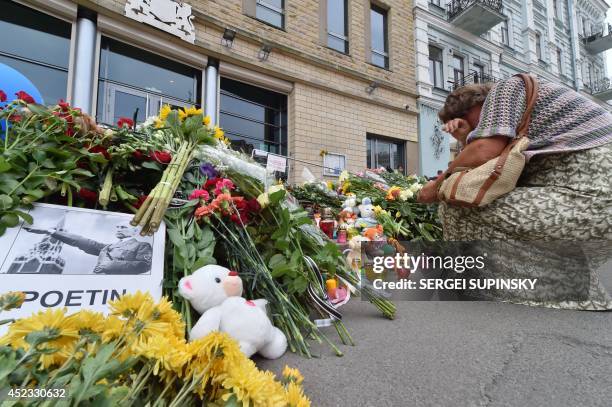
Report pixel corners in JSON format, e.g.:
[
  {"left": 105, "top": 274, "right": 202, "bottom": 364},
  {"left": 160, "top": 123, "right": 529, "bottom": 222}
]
[{"left": 1, "top": 387, "right": 68, "bottom": 401}]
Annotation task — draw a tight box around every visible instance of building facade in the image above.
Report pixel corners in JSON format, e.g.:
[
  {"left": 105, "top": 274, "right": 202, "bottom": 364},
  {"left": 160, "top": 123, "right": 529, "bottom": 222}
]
[
  {"left": 1, "top": 0, "right": 420, "bottom": 181},
  {"left": 415, "top": 0, "right": 612, "bottom": 177}
]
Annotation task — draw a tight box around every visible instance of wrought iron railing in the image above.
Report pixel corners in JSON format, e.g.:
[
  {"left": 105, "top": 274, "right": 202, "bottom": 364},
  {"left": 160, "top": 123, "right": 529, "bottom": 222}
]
[
  {"left": 447, "top": 0, "right": 503, "bottom": 21},
  {"left": 449, "top": 71, "right": 500, "bottom": 91},
  {"left": 588, "top": 77, "right": 611, "bottom": 95},
  {"left": 582, "top": 23, "right": 612, "bottom": 45}
]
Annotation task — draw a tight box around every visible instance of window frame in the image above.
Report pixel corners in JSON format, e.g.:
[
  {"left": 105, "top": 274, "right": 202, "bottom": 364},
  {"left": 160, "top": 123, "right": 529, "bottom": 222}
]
[
  {"left": 369, "top": 3, "right": 389, "bottom": 69},
  {"left": 366, "top": 134, "right": 406, "bottom": 173},
  {"left": 326, "top": 0, "right": 349, "bottom": 54},
  {"left": 428, "top": 44, "right": 444, "bottom": 89},
  {"left": 253, "top": 0, "right": 285, "bottom": 29},
  {"left": 0, "top": 0, "right": 74, "bottom": 105},
  {"left": 556, "top": 48, "right": 563, "bottom": 75},
  {"left": 452, "top": 53, "right": 465, "bottom": 85},
  {"left": 535, "top": 32, "right": 542, "bottom": 61}
]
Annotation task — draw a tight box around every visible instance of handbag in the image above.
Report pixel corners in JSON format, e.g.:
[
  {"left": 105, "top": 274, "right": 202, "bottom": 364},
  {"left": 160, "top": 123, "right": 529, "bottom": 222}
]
[{"left": 437, "top": 73, "right": 539, "bottom": 207}]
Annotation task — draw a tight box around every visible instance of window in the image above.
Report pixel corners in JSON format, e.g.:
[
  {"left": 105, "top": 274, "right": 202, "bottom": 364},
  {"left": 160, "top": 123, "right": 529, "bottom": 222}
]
[
  {"left": 429, "top": 0, "right": 442, "bottom": 6},
  {"left": 556, "top": 48, "right": 563, "bottom": 74},
  {"left": 323, "top": 153, "right": 346, "bottom": 176},
  {"left": 501, "top": 19, "right": 509, "bottom": 45},
  {"left": 367, "top": 135, "right": 405, "bottom": 173},
  {"left": 535, "top": 32, "right": 542, "bottom": 60},
  {"left": 428, "top": 45, "right": 444, "bottom": 89},
  {"left": 327, "top": 0, "right": 348, "bottom": 53},
  {"left": 97, "top": 37, "right": 201, "bottom": 125},
  {"left": 553, "top": 0, "right": 560, "bottom": 19},
  {"left": 582, "top": 17, "right": 587, "bottom": 36},
  {"left": 587, "top": 63, "right": 593, "bottom": 88},
  {"left": 473, "top": 63, "right": 485, "bottom": 82},
  {"left": 370, "top": 4, "right": 389, "bottom": 68},
  {"left": 219, "top": 77, "right": 287, "bottom": 156},
  {"left": 256, "top": 0, "right": 284, "bottom": 28},
  {"left": 452, "top": 54, "right": 464, "bottom": 85},
  {"left": 0, "top": 0, "right": 71, "bottom": 104}
]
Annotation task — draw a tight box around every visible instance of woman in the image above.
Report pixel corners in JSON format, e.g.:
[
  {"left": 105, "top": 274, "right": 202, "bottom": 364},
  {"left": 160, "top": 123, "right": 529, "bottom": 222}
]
[{"left": 417, "top": 75, "right": 612, "bottom": 310}]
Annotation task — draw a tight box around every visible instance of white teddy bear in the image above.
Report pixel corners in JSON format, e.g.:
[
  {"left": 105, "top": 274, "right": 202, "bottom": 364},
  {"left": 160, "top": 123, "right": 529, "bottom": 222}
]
[{"left": 178, "top": 265, "right": 287, "bottom": 359}]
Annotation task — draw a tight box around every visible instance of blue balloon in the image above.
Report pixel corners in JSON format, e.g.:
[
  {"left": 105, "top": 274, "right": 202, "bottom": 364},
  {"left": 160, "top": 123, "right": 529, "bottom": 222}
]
[{"left": 0, "top": 63, "right": 45, "bottom": 137}]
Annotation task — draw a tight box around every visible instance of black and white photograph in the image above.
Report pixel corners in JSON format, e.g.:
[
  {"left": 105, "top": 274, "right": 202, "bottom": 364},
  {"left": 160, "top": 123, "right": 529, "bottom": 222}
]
[{"left": 0, "top": 204, "right": 154, "bottom": 275}]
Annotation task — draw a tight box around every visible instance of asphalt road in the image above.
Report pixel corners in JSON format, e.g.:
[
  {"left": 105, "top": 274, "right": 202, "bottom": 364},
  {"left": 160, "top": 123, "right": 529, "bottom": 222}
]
[{"left": 257, "top": 300, "right": 612, "bottom": 407}]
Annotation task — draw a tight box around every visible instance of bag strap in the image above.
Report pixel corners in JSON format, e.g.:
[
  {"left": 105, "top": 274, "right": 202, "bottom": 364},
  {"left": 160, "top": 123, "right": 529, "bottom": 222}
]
[{"left": 471, "top": 73, "right": 539, "bottom": 206}]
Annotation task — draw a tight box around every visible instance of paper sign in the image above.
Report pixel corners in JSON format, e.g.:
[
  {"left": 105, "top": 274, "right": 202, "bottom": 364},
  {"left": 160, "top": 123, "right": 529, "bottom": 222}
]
[
  {"left": 0, "top": 204, "right": 165, "bottom": 334},
  {"left": 266, "top": 154, "right": 287, "bottom": 173}
]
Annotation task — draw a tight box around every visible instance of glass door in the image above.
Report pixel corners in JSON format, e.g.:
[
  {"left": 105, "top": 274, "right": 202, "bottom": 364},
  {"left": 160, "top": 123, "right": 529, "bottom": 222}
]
[{"left": 100, "top": 82, "right": 193, "bottom": 126}]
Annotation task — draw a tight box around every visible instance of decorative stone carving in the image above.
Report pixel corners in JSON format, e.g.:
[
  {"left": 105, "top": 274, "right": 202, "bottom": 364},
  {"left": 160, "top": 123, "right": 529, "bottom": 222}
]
[
  {"left": 431, "top": 121, "right": 445, "bottom": 160},
  {"left": 125, "top": 0, "right": 195, "bottom": 43}
]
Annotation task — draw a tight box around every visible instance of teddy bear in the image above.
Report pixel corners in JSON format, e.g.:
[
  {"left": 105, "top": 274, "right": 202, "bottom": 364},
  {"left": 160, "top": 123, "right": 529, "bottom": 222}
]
[
  {"left": 356, "top": 197, "right": 379, "bottom": 229},
  {"left": 178, "top": 265, "right": 287, "bottom": 359}
]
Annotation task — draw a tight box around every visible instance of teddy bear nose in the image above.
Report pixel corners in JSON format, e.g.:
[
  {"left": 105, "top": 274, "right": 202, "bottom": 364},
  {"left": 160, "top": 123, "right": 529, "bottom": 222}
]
[{"left": 228, "top": 270, "right": 238, "bottom": 276}]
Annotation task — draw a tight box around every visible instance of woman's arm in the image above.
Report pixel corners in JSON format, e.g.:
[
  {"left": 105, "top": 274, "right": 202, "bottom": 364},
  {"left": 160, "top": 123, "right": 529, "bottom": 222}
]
[{"left": 417, "top": 135, "right": 510, "bottom": 203}]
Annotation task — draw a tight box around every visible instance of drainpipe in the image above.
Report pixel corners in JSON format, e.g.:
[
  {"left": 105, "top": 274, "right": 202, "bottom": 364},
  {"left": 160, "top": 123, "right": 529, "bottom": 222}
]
[
  {"left": 567, "top": 0, "right": 579, "bottom": 90},
  {"left": 205, "top": 58, "right": 220, "bottom": 125},
  {"left": 72, "top": 7, "right": 97, "bottom": 114}
]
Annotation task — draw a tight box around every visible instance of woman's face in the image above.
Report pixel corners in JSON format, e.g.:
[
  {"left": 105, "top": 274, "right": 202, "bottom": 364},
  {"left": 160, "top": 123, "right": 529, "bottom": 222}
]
[{"left": 463, "top": 105, "right": 483, "bottom": 129}]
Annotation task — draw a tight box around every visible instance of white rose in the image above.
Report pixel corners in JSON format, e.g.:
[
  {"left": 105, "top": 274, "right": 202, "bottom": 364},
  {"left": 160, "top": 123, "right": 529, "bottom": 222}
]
[
  {"left": 410, "top": 183, "right": 422, "bottom": 193},
  {"left": 399, "top": 189, "right": 413, "bottom": 201},
  {"left": 268, "top": 184, "right": 285, "bottom": 194},
  {"left": 257, "top": 193, "right": 270, "bottom": 208}
]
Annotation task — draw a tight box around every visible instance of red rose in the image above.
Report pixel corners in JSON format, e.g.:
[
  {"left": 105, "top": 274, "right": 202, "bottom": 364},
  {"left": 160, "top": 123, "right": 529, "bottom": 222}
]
[
  {"left": 204, "top": 178, "right": 219, "bottom": 190},
  {"left": 15, "top": 91, "right": 35, "bottom": 104},
  {"left": 134, "top": 195, "right": 148, "bottom": 209},
  {"left": 117, "top": 117, "right": 134, "bottom": 129},
  {"left": 0, "top": 90, "right": 6, "bottom": 102},
  {"left": 58, "top": 99, "right": 70, "bottom": 112},
  {"left": 230, "top": 211, "right": 250, "bottom": 225},
  {"left": 150, "top": 151, "right": 172, "bottom": 164},
  {"left": 246, "top": 198, "right": 261, "bottom": 214},
  {"left": 78, "top": 188, "right": 98, "bottom": 203},
  {"left": 65, "top": 126, "right": 75, "bottom": 137},
  {"left": 89, "top": 145, "right": 111, "bottom": 160},
  {"left": 9, "top": 115, "right": 22, "bottom": 123},
  {"left": 132, "top": 150, "right": 144, "bottom": 160}
]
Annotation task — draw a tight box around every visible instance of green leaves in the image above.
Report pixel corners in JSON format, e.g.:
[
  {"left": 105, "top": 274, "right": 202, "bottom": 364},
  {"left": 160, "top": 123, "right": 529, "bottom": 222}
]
[{"left": 0, "top": 194, "right": 13, "bottom": 211}]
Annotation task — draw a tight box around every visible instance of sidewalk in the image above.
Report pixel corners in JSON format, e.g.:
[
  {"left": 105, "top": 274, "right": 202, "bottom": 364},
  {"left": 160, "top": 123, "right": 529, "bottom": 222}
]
[{"left": 257, "top": 300, "right": 612, "bottom": 407}]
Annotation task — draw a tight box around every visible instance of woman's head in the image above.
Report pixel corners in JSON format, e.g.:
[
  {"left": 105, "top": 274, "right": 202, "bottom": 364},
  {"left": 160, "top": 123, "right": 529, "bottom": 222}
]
[{"left": 438, "top": 83, "right": 493, "bottom": 128}]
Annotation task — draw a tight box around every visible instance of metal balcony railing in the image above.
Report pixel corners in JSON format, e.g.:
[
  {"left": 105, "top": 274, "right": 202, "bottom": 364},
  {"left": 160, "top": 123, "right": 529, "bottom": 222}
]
[
  {"left": 589, "top": 77, "right": 611, "bottom": 94},
  {"left": 449, "top": 71, "right": 500, "bottom": 91},
  {"left": 583, "top": 23, "right": 612, "bottom": 43},
  {"left": 447, "top": 0, "right": 503, "bottom": 21}
]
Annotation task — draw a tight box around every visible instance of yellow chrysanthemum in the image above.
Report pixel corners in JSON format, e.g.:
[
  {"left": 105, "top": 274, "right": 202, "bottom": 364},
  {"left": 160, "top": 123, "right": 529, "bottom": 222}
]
[
  {"left": 0, "top": 291, "right": 25, "bottom": 311},
  {"left": 221, "top": 359, "right": 286, "bottom": 407},
  {"left": 101, "top": 315, "right": 125, "bottom": 343},
  {"left": 132, "top": 335, "right": 190, "bottom": 376},
  {"left": 72, "top": 310, "right": 106, "bottom": 335},
  {"left": 154, "top": 118, "right": 164, "bottom": 128},
  {"left": 153, "top": 297, "right": 186, "bottom": 339},
  {"left": 109, "top": 291, "right": 152, "bottom": 319},
  {"left": 373, "top": 205, "right": 383, "bottom": 214},
  {"left": 159, "top": 104, "right": 172, "bottom": 121},
  {"left": 341, "top": 181, "right": 351, "bottom": 194},
  {"left": 186, "top": 331, "right": 243, "bottom": 381},
  {"left": 282, "top": 365, "right": 304, "bottom": 385},
  {"left": 179, "top": 106, "right": 203, "bottom": 121},
  {"left": 326, "top": 181, "right": 334, "bottom": 190},
  {"left": 214, "top": 126, "right": 225, "bottom": 139},
  {"left": 204, "top": 115, "right": 212, "bottom": 126},
  {"left": 0, "top": 308, "right": 79, "bottom": 368},
  {"left": 285, "top": 382, "right": 311, "bottom": 407}
]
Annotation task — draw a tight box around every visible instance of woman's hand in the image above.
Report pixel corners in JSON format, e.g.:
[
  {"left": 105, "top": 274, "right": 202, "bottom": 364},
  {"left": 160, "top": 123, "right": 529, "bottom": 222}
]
[
  {"left": 443, "top": 118, "right": 472, "bottom": 145},
  {"left": 417, "top": 180, "right": 440, "bottom": 204}
]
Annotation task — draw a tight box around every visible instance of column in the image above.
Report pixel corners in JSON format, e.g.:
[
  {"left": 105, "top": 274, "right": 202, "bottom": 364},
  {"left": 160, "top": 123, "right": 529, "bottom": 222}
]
[
  {"left": 71, "top": 7, "right": 97, "bottom": 114},
  {"left": 205, "top": 58, "right": 220, "bottom": 125}
]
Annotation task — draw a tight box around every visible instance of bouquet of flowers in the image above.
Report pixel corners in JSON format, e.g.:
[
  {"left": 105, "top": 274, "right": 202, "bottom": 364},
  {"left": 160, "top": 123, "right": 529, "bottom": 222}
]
[{"left": 0, "top": 291, "right": 310, "bottom": 406}]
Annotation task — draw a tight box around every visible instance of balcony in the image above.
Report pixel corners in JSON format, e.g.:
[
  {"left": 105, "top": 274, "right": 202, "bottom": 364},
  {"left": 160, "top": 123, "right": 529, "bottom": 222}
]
[
  {"left": 449, "top": 71, "right": 500, "bottom": 91},
  {"left": 588, "top": 77, "right": 612, "bottom": 101},
  {"left": 446, "top": 0, "right": 506, "bottom": 36},
  {"left": 583, "top": 23, "right": 612, "bottom": 54}
]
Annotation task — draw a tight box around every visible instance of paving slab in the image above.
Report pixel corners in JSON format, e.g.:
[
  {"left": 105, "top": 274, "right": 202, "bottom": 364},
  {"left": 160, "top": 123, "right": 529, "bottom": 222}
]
[{"left": 256, "top": 300, "right": 612, "bottom": 407}]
